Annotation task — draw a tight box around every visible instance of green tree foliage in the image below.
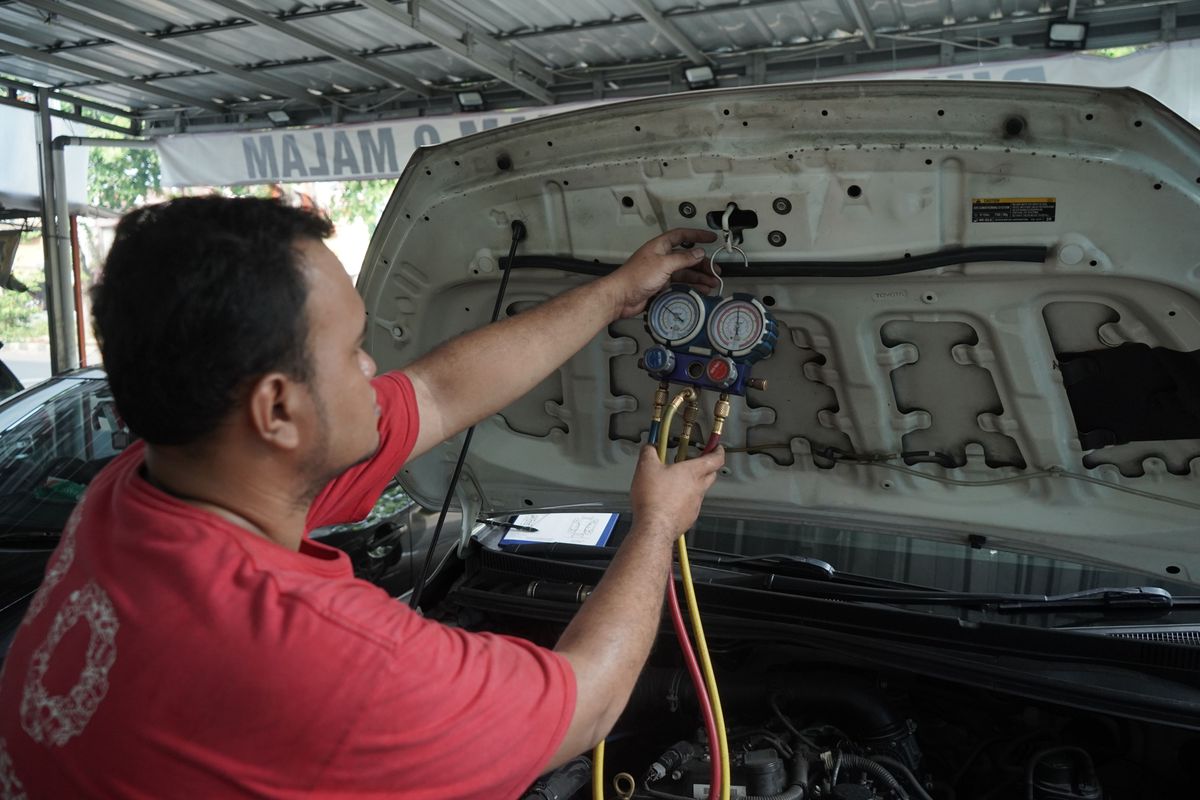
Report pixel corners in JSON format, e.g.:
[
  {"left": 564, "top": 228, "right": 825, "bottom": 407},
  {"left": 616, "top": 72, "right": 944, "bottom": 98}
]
[
  {"left": 0, "top": 271, "right": 48, "bottom": 341},
  {"left": 86, "top": 119, "right": 163, "bottom": 211},
  {"left": 327, "top": 179, "right": 397, "bottom": 234}
]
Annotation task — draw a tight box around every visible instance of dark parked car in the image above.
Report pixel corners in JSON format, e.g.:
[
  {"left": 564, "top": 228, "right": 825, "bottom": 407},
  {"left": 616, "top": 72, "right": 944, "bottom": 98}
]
[{"left": 0, "top": 369, "right": 446, "bottom": 659}]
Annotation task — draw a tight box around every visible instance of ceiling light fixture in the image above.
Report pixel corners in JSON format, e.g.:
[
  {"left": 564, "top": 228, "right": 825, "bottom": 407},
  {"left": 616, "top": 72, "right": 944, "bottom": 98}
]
[
  {"left": 456, "top": 90, "right": 485, "bottom": 112},
  {"left": 1047, "top": 20, "right": 1088, "bottom": 50},
  {"left": 684, "top": 65, "right": 718, "bottom": 90}
]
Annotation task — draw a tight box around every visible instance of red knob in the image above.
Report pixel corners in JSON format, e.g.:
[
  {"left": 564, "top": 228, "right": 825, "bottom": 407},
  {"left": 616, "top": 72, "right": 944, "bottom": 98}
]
[{"left": 705, "top": 356, "right": 736, "bottom": 387}]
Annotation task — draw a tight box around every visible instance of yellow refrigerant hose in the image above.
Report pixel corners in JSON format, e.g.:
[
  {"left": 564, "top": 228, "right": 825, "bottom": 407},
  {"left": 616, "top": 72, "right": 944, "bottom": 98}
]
[
  {"left": 593, "top": 740, "right": 605, "bottom": 798},
  {"left": 595, "top": 388, "right": 731, "bottom": 800},
  {"left": 672, "top": 416, "right": 731, "bottom": 800}
]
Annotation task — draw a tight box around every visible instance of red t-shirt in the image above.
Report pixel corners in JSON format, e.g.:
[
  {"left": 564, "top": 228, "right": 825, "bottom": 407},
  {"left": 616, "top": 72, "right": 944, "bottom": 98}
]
[{"left": 0, "top": 372, "right": 575, "bottom": 798}]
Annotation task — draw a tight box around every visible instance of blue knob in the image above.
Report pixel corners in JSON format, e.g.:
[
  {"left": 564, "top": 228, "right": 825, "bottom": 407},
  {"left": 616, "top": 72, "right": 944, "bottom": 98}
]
[{"left": 644, "top": 346, "right": 675, "bottom": 376}]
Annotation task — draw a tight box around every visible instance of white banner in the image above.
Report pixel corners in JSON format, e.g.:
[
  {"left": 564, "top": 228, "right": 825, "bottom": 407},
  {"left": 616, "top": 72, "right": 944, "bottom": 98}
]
[
  {"left": 158, "top": 105, "right": 587, "bottom": 187},
  {"left": 157, "top": 40, "right": 1200, "bottom": 187},
  {"left": 833, "top": 39, "right": 1200, "bottom": 128}
]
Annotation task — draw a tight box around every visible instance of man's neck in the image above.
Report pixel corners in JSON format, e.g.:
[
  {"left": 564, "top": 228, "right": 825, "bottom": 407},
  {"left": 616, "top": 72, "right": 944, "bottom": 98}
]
[{"left": 142, "top": 443, "right": 310, "bottom": 551}]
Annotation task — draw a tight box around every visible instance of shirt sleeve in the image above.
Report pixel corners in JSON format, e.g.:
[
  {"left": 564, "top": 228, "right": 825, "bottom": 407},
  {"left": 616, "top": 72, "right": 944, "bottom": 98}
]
[
  {"left": 306, "top": 371, "right": 421, "bottom": 530},
  {"left": 313, "top": 599, "right": 577, "bottom": 800}
]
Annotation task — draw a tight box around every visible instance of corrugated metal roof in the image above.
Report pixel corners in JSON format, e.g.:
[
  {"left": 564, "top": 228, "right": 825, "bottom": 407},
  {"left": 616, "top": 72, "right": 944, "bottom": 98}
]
[{"left": 0, "top": 0, "right": 1198, "bottom": 135}]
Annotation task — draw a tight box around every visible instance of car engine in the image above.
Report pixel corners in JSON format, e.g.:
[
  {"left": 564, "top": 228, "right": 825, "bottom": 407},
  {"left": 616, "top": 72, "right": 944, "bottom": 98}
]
[{"left": 518, "top": 646, "right": 1198, "bottom": 800}]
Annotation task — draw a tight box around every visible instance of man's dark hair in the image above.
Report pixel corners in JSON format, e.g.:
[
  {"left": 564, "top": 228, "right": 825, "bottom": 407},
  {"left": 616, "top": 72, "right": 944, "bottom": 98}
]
[{"left": 92, "top": 196, "right": 334, "bottom": 446}]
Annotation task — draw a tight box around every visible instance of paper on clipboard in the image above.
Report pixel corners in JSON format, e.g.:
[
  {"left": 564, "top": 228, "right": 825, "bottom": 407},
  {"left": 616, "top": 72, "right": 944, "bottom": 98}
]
[{"left": 501, "top": 512, "right": 618, "bottom": 547}]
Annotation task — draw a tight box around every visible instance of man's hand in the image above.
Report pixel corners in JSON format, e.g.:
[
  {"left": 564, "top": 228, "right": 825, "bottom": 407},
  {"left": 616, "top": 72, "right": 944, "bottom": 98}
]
[
  {"left": 548, "top": 442, "right": 725, "bottom": 769},
  {"left": 630, "top": 444, "right": 725, "bottom": 543},
  {"left": 606, "top": 228, "right": 720, "bottom": 320}
]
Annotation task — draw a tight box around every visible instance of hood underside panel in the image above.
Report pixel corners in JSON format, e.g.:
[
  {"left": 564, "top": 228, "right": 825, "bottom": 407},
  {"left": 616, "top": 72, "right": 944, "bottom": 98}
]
[{"left": 359, "top": 81, "right": 1200, "bottom": 579}]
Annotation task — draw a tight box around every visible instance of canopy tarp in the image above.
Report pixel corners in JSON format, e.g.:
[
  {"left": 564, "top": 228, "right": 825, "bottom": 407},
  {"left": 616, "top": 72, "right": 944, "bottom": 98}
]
[
  {"left": 156, "top": 41, "right": 1200, "bottom": 188},
  {"left": 0, "top": 105, "right": 90, "bottom": 216}
]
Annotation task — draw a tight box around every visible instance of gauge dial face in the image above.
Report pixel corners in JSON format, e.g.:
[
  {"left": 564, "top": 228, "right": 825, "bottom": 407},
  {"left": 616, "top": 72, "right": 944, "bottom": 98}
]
[
  {"left": 647, "top": 290, "right": 705, "bottom": 346},
  {"left": 708, "top": 298, "right": 766, "bottom": 356}
]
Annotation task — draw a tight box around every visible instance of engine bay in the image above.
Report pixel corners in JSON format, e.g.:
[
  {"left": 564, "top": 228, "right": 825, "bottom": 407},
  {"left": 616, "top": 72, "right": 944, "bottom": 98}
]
[{"left": 517, "top": 642, "right": 1198, "bottom": 800}]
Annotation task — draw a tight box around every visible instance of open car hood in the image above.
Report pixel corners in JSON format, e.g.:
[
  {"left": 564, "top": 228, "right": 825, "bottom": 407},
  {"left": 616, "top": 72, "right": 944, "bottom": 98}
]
[{"left": 359, "top": 81, "right": 1200, "bottom": 579}]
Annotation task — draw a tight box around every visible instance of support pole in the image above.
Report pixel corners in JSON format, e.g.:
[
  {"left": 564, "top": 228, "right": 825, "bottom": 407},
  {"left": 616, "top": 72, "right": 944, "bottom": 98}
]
[
  {"left": 70, "top": 215, "right": 87, "bottom": 367},
  {"left": 35, "top": 88, "right": 79, "bottom": 374}
]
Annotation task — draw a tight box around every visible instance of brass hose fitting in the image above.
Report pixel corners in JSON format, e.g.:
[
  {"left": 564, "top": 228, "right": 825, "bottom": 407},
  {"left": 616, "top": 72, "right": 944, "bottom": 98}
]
[
  {"left": 651, "top": 381, "right": 670, "bottom": 424},
  {"left": 666, "top": 386, "right": 694, "bottom": 415},
  {"left": 675, "top": 395, "right": 702, "bottom": 462},
  {"left": 711, "top": 393, "right": 731, "bottom": 438}
]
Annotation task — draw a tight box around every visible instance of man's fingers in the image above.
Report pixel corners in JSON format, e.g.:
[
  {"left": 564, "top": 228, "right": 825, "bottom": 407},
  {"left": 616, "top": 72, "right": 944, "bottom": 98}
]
[
  {"left": 672, "top": 268, "right": 720, "bottom": 289},
  {"left": 657, "top": 248, "right": 707, "bottom": 274},
  {"left": 638, "top": 444, "right": 662, "bottom": 467},
  {"left": 683, "top": 446, "right": 725, "bottom": 478},
  {"left": 661, "top": 228, "right": 718, "bottom": 250}
]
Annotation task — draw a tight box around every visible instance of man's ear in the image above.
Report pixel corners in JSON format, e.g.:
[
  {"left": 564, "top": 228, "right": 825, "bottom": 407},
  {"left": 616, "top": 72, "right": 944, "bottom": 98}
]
[{"left": 246, "top": 372, "right": 304, "bottom": 451}]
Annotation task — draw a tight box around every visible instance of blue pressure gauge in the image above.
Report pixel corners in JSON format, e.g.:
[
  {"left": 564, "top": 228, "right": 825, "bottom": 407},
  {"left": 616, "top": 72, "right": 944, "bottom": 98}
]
[
  {"left": 646, "top": 287, "right": 706, "bottom": 348},
  {"left": 641, "top": 288, "right": 776, "bottom": 396}
]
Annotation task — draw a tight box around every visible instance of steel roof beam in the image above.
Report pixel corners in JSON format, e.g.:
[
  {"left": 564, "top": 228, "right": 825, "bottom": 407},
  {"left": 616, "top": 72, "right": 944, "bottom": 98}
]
[
  {"left": 414, "top": 1, "right": 557, "bottom": 86},
  {"left": 843, "top": 0, "right": 879, "bottom": 48},
  {"left": 17, "top": 0, "right": 321, "bottom": 105},
  {"left": 356, "top": 0, "right": 554, "bottom": 104},
  {"left": 204, "top": 0, "right": 430, "bottom": 97},
  {"left": 0, "top": 27, "right": 223, "bottom": 112},
  {"left": 628, "top": 0, "right": 711, "bottom": 65}
]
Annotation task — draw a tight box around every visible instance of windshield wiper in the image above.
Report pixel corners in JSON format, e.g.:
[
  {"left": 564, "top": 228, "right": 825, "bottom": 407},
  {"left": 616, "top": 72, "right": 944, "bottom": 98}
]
[
  {"left": 718, "top": 577, "right": 1200, "bottom": 615},
  {"left": 492, "top": 540, "right": 1198, "bottom": 615},
  {"left": 995, "top": 586, "right": 1179, "bottom": 613},
  {"left": 685, "top": 550, "right": 836, "bottom": 581}
]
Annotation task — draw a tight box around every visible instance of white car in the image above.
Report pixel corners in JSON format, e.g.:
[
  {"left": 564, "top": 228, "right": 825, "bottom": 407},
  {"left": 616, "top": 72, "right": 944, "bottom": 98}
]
[{"left": 358, "top": 81, "right": 1200, "bottom": 799}]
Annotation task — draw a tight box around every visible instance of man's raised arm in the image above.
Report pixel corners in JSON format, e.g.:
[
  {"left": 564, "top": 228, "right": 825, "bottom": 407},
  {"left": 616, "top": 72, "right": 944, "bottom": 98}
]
[{"left": 401, "top": 228, "right": 717, "bottom": 460}]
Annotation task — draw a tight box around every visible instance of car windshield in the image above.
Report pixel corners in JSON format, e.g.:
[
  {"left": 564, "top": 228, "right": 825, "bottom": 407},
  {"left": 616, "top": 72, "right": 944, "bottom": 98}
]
[
  {"left": 0, "top": 376, "right": 129, "bottom": 536},
  {"left": 0, "top": 374, "right": 412, "bottom": 544},
  {"left": 686, "top": 514, "right": 1200, "bottom": 597},
  {"left": 497, "top": 511, "right": 1200, "bottom": 599}
]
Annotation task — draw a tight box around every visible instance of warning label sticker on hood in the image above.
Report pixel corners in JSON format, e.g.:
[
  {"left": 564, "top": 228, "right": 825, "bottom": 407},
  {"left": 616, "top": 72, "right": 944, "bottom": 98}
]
[{"left": 972, "top": 197, "right": 1057, "bottom": 223}]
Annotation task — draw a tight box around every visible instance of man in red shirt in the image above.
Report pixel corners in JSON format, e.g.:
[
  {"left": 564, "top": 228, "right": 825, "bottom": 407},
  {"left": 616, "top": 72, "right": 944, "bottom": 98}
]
[{"left": 0, "top": 196, "right": 723, "bottom": 797}]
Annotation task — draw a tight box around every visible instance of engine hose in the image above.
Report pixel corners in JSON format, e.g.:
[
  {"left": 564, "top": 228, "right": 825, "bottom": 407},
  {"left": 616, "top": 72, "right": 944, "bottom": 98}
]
[
  {"left": 747, "top": 753, "right": 809, "bottom": 800},
  {"left": 642, "top": 785, "right": 803, "bottom": 800},
  {"left": 1024, "top": 747, "right": 1097, "bottom": 800},
  {"left": 837, "top": 754, "right": 908, "bottom": 800},
  {"left": 524, "top": 755, "right": 592, "bottom": 800},
  {"left": 751, "top": 785, "right": 805, "bottom": 800},
  {"left": 870, "top": 755, "right": 934, "bottom": 800},
  {"left": 641, "top": 754, "right": 808, "bottom": 800},
  {"left": 408, "top": 219, "right": 525, "bottom": 611},
  {"left": 771, "top": 674, "right": 913, "bottom": 754}
]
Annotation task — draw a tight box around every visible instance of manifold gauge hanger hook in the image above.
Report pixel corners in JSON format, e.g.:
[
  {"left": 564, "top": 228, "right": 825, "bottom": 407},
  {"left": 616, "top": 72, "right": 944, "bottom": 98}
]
[
  {"left": 719, "top": 201, "right": 736, "bottom": 254},
  {"left": 708, "top": 245, "right": 748, "bottom": 297},
  {"left": 709, "top": 202, "right": 747, "bottom": 297}
]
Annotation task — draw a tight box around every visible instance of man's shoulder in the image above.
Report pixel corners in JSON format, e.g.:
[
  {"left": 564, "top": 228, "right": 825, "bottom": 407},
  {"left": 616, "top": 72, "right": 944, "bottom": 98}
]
[{"left": 74, "top": 453, "right": 415, "bottom": 658}]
